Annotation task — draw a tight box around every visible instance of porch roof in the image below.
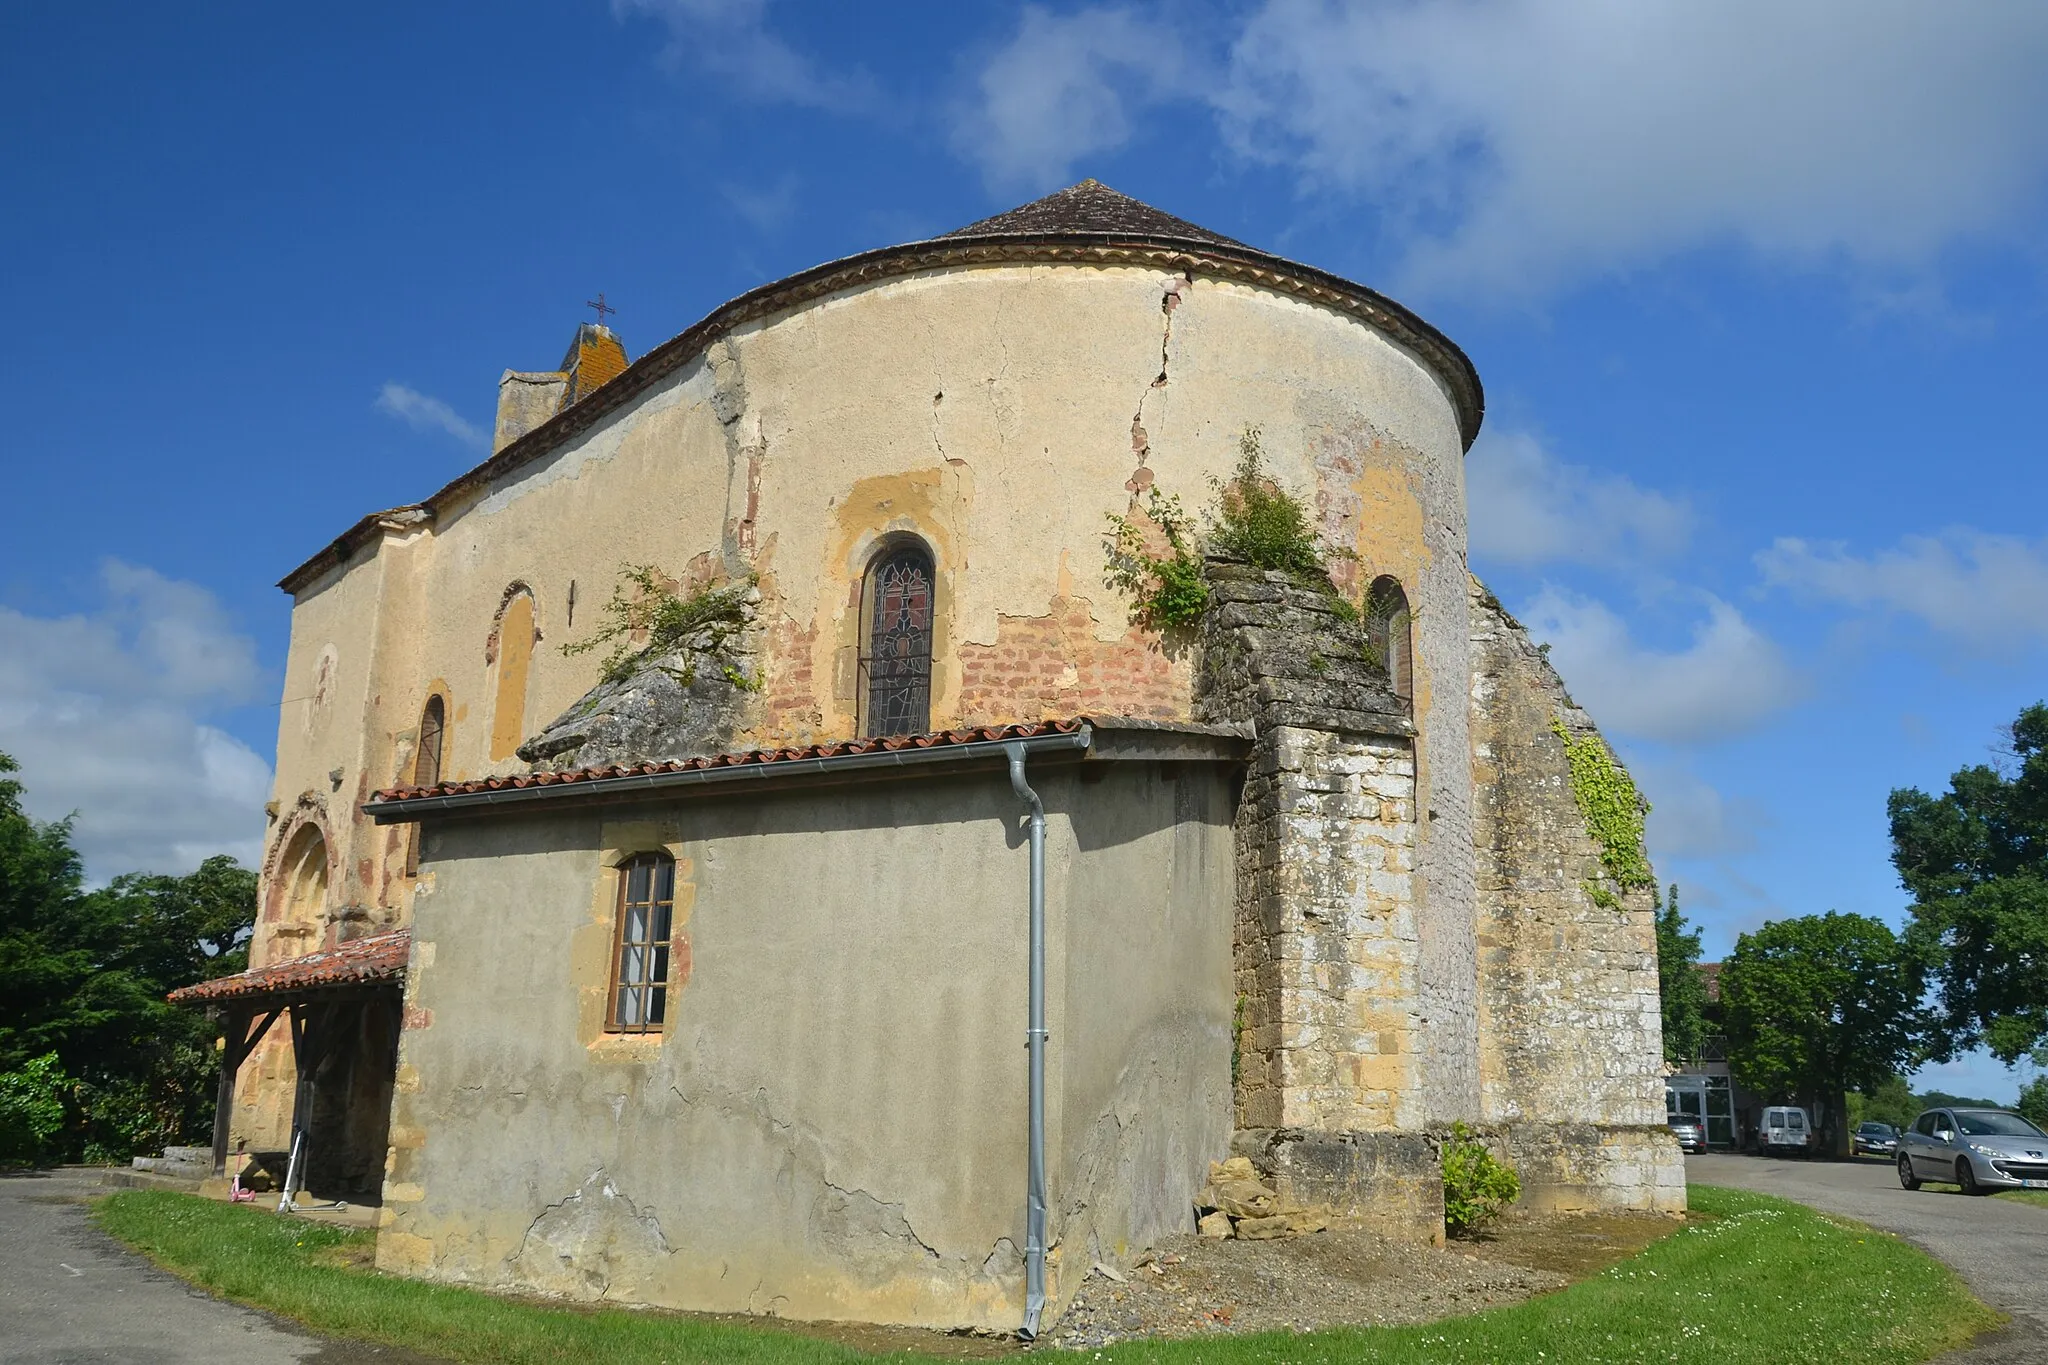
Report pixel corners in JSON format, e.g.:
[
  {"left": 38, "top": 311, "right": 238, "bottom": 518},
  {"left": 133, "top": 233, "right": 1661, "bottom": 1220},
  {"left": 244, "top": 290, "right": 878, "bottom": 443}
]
[{"left": 168, "top": 929, "right": 411, "bottom": 1006}]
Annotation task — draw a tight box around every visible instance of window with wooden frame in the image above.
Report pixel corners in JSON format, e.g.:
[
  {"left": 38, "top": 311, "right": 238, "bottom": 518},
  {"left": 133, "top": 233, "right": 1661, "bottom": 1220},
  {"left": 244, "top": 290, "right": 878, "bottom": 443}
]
[{"left": 608, "top": 852, "right": 676, "bottom": 1033}]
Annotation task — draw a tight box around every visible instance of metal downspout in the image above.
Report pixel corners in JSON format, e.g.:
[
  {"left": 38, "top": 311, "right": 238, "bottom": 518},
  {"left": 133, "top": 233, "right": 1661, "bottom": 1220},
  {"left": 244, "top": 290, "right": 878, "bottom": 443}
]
[{"left": 1005, "top": 741, "right": 1049, "bottom": 1340}]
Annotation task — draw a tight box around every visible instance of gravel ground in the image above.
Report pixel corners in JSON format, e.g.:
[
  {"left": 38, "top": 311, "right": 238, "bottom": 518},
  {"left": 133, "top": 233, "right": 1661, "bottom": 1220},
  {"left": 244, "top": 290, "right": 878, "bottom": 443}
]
[{"left": 1043, "top": 1210, "right": 1678, "bottom": 1349}]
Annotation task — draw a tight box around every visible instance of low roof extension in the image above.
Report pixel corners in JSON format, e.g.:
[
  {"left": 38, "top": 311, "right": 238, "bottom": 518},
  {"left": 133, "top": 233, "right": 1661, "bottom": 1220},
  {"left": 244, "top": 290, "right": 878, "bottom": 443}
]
[{"left": 362, "top": 717, "right": 1253, "bottom": 823}]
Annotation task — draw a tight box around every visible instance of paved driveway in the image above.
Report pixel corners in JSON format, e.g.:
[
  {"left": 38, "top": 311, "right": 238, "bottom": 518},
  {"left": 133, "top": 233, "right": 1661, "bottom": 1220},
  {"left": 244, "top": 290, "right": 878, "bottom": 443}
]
[
  {"left": 0, "top": 1168, "right": 434, "bottom": 1365},
  {"left": 1690, "top": 1152, "right": 2048, "bottom": 1364}
]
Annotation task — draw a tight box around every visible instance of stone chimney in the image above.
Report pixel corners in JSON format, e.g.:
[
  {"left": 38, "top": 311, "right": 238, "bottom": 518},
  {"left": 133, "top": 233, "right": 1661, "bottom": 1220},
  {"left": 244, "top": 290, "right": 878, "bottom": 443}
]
[{"left": 492, "top": 322, "right": 630, "bottom": 453}]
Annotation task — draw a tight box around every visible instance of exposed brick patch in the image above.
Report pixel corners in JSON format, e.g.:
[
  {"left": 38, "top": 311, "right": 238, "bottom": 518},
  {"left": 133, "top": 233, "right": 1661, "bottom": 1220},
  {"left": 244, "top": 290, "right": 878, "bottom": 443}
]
[
  {"left": 755, "top": 615, "right": 822, "bottom": 742},
  {"left": 956, "top": 593, "right": 1186, "bottom": 725}
]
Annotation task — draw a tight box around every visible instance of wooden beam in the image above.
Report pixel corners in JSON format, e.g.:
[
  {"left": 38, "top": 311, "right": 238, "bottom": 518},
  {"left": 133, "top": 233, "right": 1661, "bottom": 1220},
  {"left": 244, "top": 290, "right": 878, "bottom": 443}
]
[{"left": 209, "top": 1006, "right": 281, "bottom": 1176}]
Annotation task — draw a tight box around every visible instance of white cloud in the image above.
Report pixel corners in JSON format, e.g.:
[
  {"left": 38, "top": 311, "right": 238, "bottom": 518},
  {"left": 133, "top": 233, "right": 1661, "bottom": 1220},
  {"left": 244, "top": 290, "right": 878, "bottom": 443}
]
[
  {"left": 0, "top": 563, "right": 272, "bottom": 880},
  {"left": 952, "top": 6, "right": 1192, "bottom": 191},
  {"left": 1466, "top": 428, "right": 1690, "bottom": 568},
  {"left": 723, "top": 173, "right": 802, "bottom": 231},
  {"left": 1636, "top": 762, "right": 1766, "bottom": 861},
  {"left": 1219, "top": 0, "right": 2048, "bottom": 296},
  {"left": 614, "top": 0, "right": 876, "bottom": 112},
  {"left": 1523, "top": 588, "right": 1804, "bottom": 743},
  {"left": 375, "top": 383, "right": 487, "bottom": 450},
  {"left": 955, "top": 1, "right": 2048, "bottom": 295},
  {"left": 1756, "top": 529, "right": 2048, "bottom": 649}
]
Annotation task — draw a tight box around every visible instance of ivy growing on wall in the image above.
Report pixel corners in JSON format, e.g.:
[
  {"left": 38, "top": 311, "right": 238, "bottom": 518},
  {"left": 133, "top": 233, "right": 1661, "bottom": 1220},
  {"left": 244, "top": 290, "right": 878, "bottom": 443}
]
[
  {"left": 1550, "top": 716, "right": 1653, "bottom": 908},
  {"left": 562, "top": 564, "right": 759, "bottom": 690}
]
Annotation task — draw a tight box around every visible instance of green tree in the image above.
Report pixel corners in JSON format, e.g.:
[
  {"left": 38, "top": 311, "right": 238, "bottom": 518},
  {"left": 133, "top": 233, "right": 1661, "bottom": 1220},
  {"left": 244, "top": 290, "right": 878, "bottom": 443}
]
[
  {"left": 1721, "top": 912, "right": 1924, "bottom": 1152},
  {"left": 0, "top": 751, "right": 255, "bottom": 1160},
  {"left": 2017, "top": 1076, "right": 2048, "bottom": 1128},
  {"left": 1890, "top": 702, "right": 2048, "bottom": 1064},
  {"left": 1654, "top": 883, "right": 1710, "bottom": 1063},
  {"left": 1848, "top": 1074, "right": 1917, "bottom": 1132}
]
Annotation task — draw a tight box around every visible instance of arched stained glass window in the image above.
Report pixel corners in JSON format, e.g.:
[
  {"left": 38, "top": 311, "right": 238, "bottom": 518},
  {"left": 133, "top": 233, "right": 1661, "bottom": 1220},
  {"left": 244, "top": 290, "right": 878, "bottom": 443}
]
[
  {"left": 861, "top": 543, "right": 935, "bottom": 738},
  {"left": 1366, "top": 576, "right": 1413, "bottom": 705}
]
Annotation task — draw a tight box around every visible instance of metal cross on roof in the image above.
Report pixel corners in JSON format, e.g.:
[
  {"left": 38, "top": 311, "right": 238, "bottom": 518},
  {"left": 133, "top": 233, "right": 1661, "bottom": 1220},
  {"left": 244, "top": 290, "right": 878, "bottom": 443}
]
[{"left": 585, "top": 292, "right": 616, "bottom": 326}]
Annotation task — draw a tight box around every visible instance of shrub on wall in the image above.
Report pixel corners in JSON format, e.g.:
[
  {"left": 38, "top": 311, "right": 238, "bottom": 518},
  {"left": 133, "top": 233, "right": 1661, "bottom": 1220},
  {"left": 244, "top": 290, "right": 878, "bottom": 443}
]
[
  {"left": 562, "top": 564, "right": 758, "bottom": 688},
  {"left": 1105, "top": 427, "right": 1354, "bottom": 630},
  {"left": 1442, "top": 1122, "right": 1520, "bottom": 1238}
]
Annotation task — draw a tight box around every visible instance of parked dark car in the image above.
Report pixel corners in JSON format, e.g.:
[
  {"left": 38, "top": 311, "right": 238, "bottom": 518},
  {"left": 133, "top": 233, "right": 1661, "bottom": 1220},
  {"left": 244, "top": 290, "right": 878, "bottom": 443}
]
[
  {"left": 1853, "top": 1121, "right": 1898, "bottom": 1157},
  {"left": 1667, "top": 1114, "right": 1706, "bottom": 1154},
  {"left": 1898, "top": 1108, "right": 2048, "bottom": 1194}
]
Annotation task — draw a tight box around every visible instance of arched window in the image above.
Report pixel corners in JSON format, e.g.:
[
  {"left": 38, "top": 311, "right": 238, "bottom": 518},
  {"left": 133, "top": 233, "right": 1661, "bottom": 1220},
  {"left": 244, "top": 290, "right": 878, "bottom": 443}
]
[
  {"left": 405, "top": 696, "right": 445, "bottom": 876},
  {"left": 859, "top": 542, "right": 935, "bottom": 737},
  {"left": 1366, "top": 576, "right": 1413, "bottom": 704},
  {"left": 608, "top": 852, "right": 677, "bottom": 1033},
  {"left": 489, "top": 587, "right": 537, "bottom": 762},
  {"left": 267, "top": 822, "right": 329, "bottom": 964}
]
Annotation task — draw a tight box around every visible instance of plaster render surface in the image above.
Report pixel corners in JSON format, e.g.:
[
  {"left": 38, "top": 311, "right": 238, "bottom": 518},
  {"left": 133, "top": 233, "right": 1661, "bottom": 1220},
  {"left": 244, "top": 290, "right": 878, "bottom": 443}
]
[
  {"left": 260, "top": 261, "right": 1466, "bottom": 963},
  {"left": 379, "top": 760, "right": 1235, "bottom": 1331}
]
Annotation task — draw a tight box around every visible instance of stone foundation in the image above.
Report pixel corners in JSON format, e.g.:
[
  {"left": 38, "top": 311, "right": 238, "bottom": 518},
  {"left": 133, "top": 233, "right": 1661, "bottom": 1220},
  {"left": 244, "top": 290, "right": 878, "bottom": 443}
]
[
  {"left": 1231, "top": 1127, "right": 1445, "bottom": 1243},
  {"left": 1504, "top": 1122, "right": 1687, "bottom": 1214}
]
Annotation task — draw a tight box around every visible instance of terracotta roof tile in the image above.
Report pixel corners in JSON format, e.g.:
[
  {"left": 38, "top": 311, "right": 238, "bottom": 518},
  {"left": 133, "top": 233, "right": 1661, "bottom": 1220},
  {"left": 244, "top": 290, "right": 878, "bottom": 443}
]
[
  {"left": 372, "top": 721, "right": 1084, "bottom": 805},
  {"left": 168, "top": 929, "right": 411, "bottom": 1005}
]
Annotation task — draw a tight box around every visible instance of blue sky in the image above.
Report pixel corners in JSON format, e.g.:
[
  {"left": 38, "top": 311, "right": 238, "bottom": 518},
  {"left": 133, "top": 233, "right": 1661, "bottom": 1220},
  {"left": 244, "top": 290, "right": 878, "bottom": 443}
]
[{"left": 4, "top": 2, "right": 2046, "bottom": 1099}]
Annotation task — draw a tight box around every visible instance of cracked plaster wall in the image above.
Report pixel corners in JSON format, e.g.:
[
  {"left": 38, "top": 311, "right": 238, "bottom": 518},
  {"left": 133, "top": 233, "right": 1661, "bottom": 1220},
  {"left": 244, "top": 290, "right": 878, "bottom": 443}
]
[
  {"left": 378, "top": 759, "right": 1235, "bottom": 1331},
  {"left": 258, "top": 260, "right": 1466, "bottom": 990}
]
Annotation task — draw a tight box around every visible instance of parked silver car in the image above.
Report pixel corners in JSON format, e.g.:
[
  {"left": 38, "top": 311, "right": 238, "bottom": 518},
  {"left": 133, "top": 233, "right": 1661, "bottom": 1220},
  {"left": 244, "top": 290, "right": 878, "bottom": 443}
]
[
  {"left": 1668, "top": 1115, "right": 1706, "bottom": 1154},
  {"left": 1898, "top": 1107, "right": 2048, "bottom": 1195}
]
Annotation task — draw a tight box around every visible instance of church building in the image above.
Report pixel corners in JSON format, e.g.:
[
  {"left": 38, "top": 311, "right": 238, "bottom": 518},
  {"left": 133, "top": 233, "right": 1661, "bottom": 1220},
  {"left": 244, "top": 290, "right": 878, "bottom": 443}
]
[{"left": 173, "top": 181, "right": 1682, "bottom": 1335}]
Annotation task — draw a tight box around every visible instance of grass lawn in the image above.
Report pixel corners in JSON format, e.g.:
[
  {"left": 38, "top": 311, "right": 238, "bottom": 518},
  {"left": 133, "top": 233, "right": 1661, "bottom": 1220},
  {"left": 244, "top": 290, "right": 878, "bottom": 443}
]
[
  {"left": 93, "top": 1184, "right": 1995, "bottom": 1365},
  {"left": 1909, "top": 1178, "right": 2048, "bottom": 1210}
]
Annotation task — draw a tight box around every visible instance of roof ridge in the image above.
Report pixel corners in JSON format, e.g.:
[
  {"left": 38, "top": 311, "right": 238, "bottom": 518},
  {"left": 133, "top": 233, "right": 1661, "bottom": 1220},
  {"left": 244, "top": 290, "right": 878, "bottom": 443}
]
[{"left": 942, "top": 179, "right": 1249, "bottom": 250}]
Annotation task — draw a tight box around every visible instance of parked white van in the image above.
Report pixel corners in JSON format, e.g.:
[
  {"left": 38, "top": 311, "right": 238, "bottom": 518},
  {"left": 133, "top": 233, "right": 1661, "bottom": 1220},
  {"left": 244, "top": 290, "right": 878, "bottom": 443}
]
[{"left": 1758, "top": 1106, "right": 1813, "bottom": 1156}]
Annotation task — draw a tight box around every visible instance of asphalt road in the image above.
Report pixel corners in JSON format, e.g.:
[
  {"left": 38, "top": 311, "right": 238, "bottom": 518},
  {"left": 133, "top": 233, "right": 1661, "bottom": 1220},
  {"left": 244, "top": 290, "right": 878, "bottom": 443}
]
[
  {"left": 1690, "top": 1152, "right": 2048, "bottom": 1364},
  {"left": 0, "top": 1168, "right": 433, "bottom": 1365}
]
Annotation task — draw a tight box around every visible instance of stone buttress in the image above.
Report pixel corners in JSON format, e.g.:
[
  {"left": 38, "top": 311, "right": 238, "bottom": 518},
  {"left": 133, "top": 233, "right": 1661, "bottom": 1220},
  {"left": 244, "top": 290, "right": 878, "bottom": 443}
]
[
  {"left": 1468, "top": 576, "right": 1684, "bottom": 1213},
  {"left": 1197, "top": 562, "right": 1448, "bottom": 1239}
]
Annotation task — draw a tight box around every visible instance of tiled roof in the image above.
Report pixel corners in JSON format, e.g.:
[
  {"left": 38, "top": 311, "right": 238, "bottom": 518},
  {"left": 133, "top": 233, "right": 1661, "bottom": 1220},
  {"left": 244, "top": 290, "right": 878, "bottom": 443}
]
[
  {"left": 1697, "top": 961, "right": 1722, "bottom": 1003},
  {"left": 372, "top": 720, "right": 1087, "bottom": 804},
  {"left": 945, "top": 179, "right": 1248, "bottom": 250},
  {"left": 168, "top": 929, "right": 411, "bottom": 1005}
]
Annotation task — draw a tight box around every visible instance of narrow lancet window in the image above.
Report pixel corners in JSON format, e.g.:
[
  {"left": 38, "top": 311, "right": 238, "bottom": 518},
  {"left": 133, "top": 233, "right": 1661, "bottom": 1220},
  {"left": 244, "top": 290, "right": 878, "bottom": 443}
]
[
  {"left": 1366, "top": 576, "right": 1413, "bottom": 704},
  {"left": 860, "top": 543, "right": 935, "bottom": 737},
  {"left": 405, "top": 696, "right": 445, "bottom": 876},
  {"left": 609, "top": 852, "right": 676, "bottom": 1033}
]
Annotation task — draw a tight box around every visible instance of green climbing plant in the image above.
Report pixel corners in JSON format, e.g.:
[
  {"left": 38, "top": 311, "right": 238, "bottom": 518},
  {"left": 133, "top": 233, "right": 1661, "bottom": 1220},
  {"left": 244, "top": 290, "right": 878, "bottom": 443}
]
[
  {"left": 1104, "top": 426, "right": 1353, "bottom": 629},
  {"left": 562, "top": 564, "right": 759, "bottom": 690},
  {"left": 1551, "top": 716, "right": 1654, "bottom": 907}
]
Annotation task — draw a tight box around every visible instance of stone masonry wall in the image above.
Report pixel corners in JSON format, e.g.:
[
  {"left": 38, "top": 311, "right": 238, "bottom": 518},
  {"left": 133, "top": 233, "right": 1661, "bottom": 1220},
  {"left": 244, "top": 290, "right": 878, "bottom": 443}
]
[
  {"left": 1231, "top": 726, "right": 1421, "bottom": 1132},
  {"left": 1467, "top": 576, "right": 1683, "bottom": 1212},
  {"left": 1198, "top": 562, "right": 1440, "bottom": 1239},
  {"left": 1197, "top": 574, "right": 1410, "bottom": 1101}
]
